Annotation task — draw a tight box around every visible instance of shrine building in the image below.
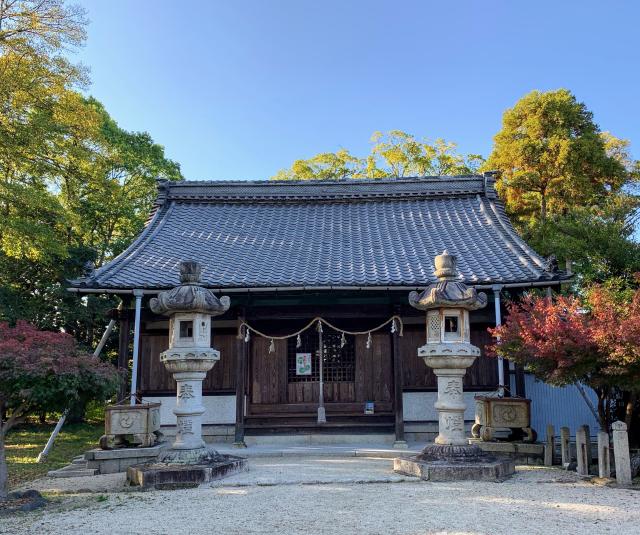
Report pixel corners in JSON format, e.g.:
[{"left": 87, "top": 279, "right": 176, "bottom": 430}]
[{"left": 69, "top": 173, "right": 595, "bottom": 444}]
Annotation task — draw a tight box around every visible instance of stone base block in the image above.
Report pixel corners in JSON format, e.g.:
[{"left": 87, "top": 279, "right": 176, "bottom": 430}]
[
  {"left": 85, "top": 443, "right": 168, "bottom": 474},
  {"left": 393, "top": 455, "right": 515, "bottom": 482},
  {"left": 127, "top": 454, "right": 247, "bottom": 490},
  {"left": 467, "top": 439, "right": 544, "bottom": 464}
]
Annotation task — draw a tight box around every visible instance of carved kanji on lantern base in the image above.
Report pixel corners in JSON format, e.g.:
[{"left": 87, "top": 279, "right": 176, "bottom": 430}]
[{"left": 394, "top": 251, "right": 515, "bottom": 481}]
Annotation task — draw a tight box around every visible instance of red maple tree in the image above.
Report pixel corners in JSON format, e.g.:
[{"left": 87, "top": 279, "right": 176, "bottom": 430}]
[
  {"left": 0, "top": 321, "right": 120, "bottom": 499},
  {"left": 489, "top": 286, "right": 640, "bottom": 432}
]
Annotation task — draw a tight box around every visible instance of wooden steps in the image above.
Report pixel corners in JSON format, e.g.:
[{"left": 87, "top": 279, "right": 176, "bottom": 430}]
[{"left": 244, "top": 413, "right": 394, "bottom": 435}]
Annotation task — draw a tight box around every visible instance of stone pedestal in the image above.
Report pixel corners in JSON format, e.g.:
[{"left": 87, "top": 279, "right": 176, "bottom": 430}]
[
  {"left": 422, "top": 352, "right": 476, "bottom": 446},
  {"left": 127, "top": 453, "right": 247, "bottom": 490},
  {"left": 161, "top": 347, "right": 219, "bottom": 450},
  {"left": 394, "top": 455, "right": 515, "bottom": 482}
]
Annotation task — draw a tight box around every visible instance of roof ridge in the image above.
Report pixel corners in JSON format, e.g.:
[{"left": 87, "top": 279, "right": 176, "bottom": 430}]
[
  {"left": 162, "top": 175, "right": 484, "bottom": 187},
  {"left": 153, "top": 174, "right": 496, "bottom": 205}
]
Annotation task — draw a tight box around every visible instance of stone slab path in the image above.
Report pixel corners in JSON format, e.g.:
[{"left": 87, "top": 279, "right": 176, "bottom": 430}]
[{"left": 3, "top": 458, "right": 639, "bottom": 534}]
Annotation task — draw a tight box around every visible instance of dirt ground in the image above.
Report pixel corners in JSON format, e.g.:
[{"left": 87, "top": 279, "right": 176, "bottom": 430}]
[{"left": 2, "top": 458, "right": 639, "bottom": 535}]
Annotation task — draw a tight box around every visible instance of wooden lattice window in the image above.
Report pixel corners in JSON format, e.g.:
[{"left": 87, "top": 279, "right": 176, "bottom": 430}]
[{"left": 287, "top": 330, "right": 355, "bottom": 383}]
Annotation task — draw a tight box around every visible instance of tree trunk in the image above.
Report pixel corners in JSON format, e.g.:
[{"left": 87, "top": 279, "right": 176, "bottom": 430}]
[
  {"left": 0, "top": 431, "right": 8, "bottom": 500},
  {"left": 540, "top": 193, "right": 547, "bottom": 222},
  {"left": 596, "top": 388, "right": 608, "bottom": 431},
  {"left": 65, "top": 400, "right": 86, "bottom": 424},
  {"left": 625, "top": 391, "right": 637, "bottom": 431}
]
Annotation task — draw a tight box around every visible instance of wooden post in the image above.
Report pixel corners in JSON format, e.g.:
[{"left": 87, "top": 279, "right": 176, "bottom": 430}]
[
  {"left": 560, "top": 426, "right": 571, "bottom": 467},
  {"left": 117, "top": 296, "right": 132, "bottom": 401},
  {"left": 317, "top": 321, "right": 326, "bottom": 424},
  {"left": 544, "top": 424, "right": 555, "bottom": 466},
  {"left": 391, "top": 311, "right": 406, "bottom": 449},
  {"left": 234, "top": 312, "right": 247, "bottom": 447}
]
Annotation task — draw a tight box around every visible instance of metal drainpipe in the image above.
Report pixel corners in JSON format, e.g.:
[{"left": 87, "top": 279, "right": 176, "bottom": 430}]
[
  {"left": 130, "top": 289, "right": 144, "bottom": 405},
  {"left": 492, "top": 285, "right": 505, "bottom": 397}
]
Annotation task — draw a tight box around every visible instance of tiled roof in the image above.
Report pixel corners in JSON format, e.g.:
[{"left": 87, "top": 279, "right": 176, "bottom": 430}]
[{"left": 72, "top": 175, "right": 566, "bottom": 291}]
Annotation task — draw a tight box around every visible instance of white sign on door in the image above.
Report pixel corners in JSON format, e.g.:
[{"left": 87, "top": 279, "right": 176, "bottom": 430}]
[{"left": 296, "top": 353, "right": 312, "bottom": 375}]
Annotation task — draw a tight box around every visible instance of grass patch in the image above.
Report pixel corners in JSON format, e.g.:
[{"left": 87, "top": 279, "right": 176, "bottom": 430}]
[{"left": 5, "top": 420, "right": 103, "bottom": 489}]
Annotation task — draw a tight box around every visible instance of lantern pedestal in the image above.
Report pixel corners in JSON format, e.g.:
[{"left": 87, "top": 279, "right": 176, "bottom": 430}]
[
  {"left": 422, "top": 351, "right": 478, "bottom": 446},
  {"left": 394, "top": 348, "right": 515, "bottom": 481},
  {"left": 160, "top": 347, "right": 219, "bottom": 450}
]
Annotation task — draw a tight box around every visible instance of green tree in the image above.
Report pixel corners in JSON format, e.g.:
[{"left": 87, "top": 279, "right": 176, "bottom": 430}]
[
  {"left": 272, "top": 130, "right": 483, "bottom": 180},
  {"left": 484, "top": 89, "right": 630, "bottom": 226},
  {"left": 369, "top": 131, "right": 483, "bottom": 178},
  {"left": 0, "top": 0, "right": 182, "bottom": 351},
  {"left": 272, "top": 149, "right": 361, "bottom": 181}
]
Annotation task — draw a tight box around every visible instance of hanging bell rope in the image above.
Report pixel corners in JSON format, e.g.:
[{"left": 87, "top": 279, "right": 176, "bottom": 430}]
[{"left": 237, "top": 315, "right": 403, "bottom": 342}]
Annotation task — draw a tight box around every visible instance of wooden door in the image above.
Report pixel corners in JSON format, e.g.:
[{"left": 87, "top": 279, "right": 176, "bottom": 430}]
[{"left": 248, "top": 330, "right": 394, "bottom": 415}]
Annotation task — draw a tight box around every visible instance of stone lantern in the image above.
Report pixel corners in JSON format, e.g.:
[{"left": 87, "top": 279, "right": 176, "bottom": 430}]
[
  {"left": 409, "top": 250, "right": 487, "bottom": 447},
  {"left": 394, "top": 250, "right": 514, "bottom": 480},
  {"left": 149, "top": 260, "right": 230, "bottom": 452},
  {"left": 127, "top": 260, "right": 247, "bottom": 489}
]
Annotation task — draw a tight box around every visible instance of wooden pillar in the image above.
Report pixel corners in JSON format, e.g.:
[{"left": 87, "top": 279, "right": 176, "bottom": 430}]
[
  {"left": 117, "top": 296, "right": 132, "bottom": 402},
  {"left": 392, "top": 308, "right": 406, "bottom": 448},
  {"left": 234, "top": 311, "right": 248, "bottom": 447}
]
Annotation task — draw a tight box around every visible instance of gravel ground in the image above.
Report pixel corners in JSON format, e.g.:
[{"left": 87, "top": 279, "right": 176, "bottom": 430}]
[{"left": 3, "top": 458, "right": 639, "bottom": 535}]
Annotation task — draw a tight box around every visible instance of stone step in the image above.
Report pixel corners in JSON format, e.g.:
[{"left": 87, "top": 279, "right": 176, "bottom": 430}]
[
  {"left": 47, "top": 468, "right": 98, "bottom": 477},
  {"left": 71, "top": 456, "right": 86, "bottom": 465},
  {"left": 47, "top": 467, "right": 98, "bottom": 478}
]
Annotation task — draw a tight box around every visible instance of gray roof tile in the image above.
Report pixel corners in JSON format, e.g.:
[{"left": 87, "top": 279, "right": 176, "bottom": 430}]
[{"left": 73, "top": 176, "right": 564, "bottom": 290}]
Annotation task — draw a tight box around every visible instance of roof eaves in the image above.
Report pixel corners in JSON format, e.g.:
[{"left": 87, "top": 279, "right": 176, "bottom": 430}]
[{"left": 70, "top": 202, "right": 173, "bottom": 289}]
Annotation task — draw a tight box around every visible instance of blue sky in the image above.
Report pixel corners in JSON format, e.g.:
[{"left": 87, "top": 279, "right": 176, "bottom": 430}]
[{"left": 76, "top": 0, "right": 639, "bottom": 180}]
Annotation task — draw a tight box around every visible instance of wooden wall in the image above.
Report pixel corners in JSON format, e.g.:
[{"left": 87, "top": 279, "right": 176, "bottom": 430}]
[
  {"left": 138, "top": 321, "right": 498, "bottom": 397},
  {"left": 248, "top": 331, "right": 394, "bottom": 414},
  {"left": 400, "top": 323, "right": 498, "bottom": 390},
  {"left": 138, "top": 329, "right": 237, "bottom": 395}
]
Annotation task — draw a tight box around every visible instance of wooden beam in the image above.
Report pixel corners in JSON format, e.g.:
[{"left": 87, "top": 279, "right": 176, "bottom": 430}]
[
  {"left": 234, "top": 311, "right": 248, "bottom": 446},
  {"left": 392, "top": 306, "right": 405, "bottom": 446}
]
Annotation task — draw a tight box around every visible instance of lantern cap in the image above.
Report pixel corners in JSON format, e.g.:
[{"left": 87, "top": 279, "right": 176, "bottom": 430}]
[
  {"left": 150, "top": 261, "right": 230, "bottom": 316},
  {"left": 408, "top": 251, "right": 487, "bottom": 311}
]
